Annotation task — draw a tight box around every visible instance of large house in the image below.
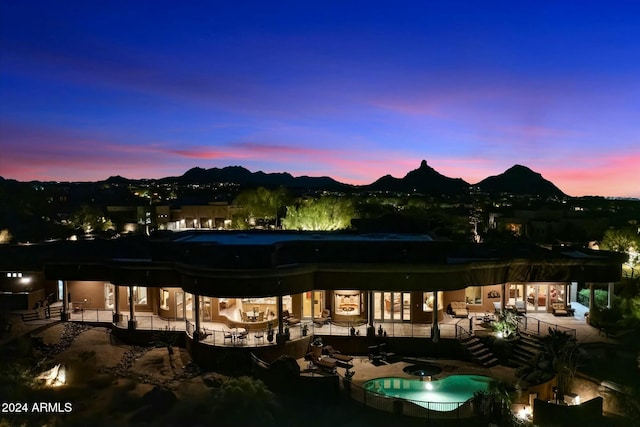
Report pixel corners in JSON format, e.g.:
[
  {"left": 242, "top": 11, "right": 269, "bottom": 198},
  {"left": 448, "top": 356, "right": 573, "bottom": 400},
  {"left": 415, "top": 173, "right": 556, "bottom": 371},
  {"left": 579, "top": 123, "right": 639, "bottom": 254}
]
[{"left": 0, "top": 231, "right": 624, "bottom": 360}]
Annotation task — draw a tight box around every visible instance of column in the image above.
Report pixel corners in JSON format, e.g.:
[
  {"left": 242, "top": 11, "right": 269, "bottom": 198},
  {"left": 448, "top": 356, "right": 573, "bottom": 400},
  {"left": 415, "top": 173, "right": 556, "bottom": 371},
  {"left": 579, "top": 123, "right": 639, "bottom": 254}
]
[
  {"left": 128, "top": 285, "right": 136, "bottom": 330},
  {"left": 431, "top": 290, "right": 440, "bottom": 343},
  {"left": 277, "top": 295, "right": 283, "bottom": 336},
  {"left": 501, "top": 283, "right": 507, "bottom": 310},
  {"left": 61, "top": 280, "right": 69, "bottom": 321},
  {"left": 368, "top": 291, "right": 374, "bottom": 327},
  {"left": 607, "top": 282, "right": 614, "bottom": 308},
  {"left": 112, "top": 285, "right": 120, "bottom": 323},
  {"left": 193, "top": 294, "right": 201, "bottom": 340}
]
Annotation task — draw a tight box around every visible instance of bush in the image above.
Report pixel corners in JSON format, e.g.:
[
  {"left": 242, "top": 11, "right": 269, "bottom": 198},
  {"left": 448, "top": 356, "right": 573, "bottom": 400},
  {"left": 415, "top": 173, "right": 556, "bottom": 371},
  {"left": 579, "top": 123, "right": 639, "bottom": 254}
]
[{"left": 578, "top": 288, "right": 609, "bottom": 309}]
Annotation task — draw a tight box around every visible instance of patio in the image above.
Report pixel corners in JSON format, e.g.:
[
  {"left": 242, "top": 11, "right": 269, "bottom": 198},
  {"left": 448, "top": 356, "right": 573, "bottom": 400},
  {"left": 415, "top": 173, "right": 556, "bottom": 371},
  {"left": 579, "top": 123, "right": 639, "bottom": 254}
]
[{"left": 61, "top": 302, "right": 616, "bottom": 348}]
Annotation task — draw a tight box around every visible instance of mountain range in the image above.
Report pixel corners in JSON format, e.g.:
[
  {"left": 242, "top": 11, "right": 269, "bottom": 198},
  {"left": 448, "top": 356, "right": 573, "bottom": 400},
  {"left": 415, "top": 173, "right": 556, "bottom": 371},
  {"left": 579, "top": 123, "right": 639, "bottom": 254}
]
[{"left": 124, "top": 160, "right": 565, "bottom": 198}]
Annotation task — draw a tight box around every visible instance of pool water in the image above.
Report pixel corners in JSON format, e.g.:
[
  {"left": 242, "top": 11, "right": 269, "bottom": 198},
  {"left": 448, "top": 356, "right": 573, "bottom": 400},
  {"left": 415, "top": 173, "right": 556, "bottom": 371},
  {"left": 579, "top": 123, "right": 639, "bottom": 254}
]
[{"left": 363, "top": 375, "right": 495, "bottom": 411}]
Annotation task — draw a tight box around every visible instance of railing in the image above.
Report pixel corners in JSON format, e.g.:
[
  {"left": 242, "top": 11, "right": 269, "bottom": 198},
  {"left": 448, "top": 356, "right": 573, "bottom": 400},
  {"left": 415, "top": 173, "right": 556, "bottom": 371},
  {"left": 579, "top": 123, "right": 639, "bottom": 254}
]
[
  {"left": 312, "top": 321, "right": 459, "bottom": 339},
  {"left": 345, "top": 374, "right": 472, "bottom": 421},
  {"left": 517, "top": 316, "right": 576, "bottom": 340},
  {"left": 454, "top": 318, "right": 473, "bottom": 340},
  {"left": 66, "top": 311, "right": 482, "bottom": 344},
  {"left": 69, "top": 309, "right": 187, "bottom": 331},
  {"left": 68, "top": 308, "right": 113, "bottom": 323}
]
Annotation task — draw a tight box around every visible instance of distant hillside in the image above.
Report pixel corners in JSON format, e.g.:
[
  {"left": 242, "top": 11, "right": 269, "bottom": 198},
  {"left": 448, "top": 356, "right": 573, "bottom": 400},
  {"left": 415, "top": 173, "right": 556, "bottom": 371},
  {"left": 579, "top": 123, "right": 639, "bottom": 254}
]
[
  {"left": 3, "top": 162, "right": 569, "bottom": 197},
  {"left": 474, "top": 165, "right": 566, "bottom": 197},
  {"left": 363, "top": 160, "right": 470, "bottom": 196},
  {"left": 159, "top": 166, "right": 352, "bottom": 191}
]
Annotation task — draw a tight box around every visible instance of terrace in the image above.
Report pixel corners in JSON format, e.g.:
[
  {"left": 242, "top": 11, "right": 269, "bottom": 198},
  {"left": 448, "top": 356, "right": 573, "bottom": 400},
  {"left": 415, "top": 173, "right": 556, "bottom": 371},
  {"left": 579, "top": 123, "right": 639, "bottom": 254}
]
[{"left": 61, "top": 303, "right": 611, "bottom": 347}]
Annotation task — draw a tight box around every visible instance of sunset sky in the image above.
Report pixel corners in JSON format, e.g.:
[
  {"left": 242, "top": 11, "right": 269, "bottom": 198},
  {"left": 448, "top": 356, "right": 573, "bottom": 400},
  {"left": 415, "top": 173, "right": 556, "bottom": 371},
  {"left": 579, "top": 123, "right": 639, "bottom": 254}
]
[{"left": 1, "top": 1, "right": 639, "bottom": 197}]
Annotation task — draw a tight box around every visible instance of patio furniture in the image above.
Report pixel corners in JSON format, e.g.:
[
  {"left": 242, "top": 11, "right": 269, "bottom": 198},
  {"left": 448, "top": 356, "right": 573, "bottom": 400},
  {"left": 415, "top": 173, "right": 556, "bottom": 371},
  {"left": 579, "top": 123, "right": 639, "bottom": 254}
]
[
  {"left": 223, "top": 331, "right": 233, "bottom": 343},
  {"left": 282, "top": 310, "right": 300, "bottom": 325},
  {"left": 314, "top": 357, "right": 337, "bottom": 373},
  {"left": 236, "top": 330, "right": 248, "bottom": 344},
  {"left": 313, "top": 309, "right": 331, "bottom": 326},
  {"left": 254, "top": 331, "right": 264, "bottom": 344},
  {"left": 551, "top": 302, "right": 572, "bottom": 316},
  {"left": 378, "top": 342, "right": 397, "bottom": 362},
  {"left": 492, "top": 301, "right": 502, "bottom": 313},
  {"left": 368, "top": 344, "right": 384, "bottom": 364},
  {"left": 323, "top": 345, "right": 354, "bottom": 364},
  {"left": 450, "top": 301, "right": 468, "bottom": 318},
  {"left": 514, "top": 300, "right": 527, "bottom": 315}
]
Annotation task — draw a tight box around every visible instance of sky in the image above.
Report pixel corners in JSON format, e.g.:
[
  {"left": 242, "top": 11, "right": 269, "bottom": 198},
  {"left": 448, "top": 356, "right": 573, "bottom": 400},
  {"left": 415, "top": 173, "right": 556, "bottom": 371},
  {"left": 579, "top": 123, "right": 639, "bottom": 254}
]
[{"left": 1, "top": 1, "right": 639, "bottom": 197}]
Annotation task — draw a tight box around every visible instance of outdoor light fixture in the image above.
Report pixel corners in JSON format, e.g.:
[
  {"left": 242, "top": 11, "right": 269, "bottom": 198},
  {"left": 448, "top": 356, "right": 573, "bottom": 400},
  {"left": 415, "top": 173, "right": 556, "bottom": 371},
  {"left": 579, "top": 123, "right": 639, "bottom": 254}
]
[
  {"left": 36, "top": 364, "right": 66, "bottom": 388},
  {"left": 564, "top": 392, "right": 581, "bottom": 405},
  {"left": 517, "top": 405, "right": 532, "bottom": 420},
  {"left": 426, "top": 377, "right": 433, "bottom": 391}
]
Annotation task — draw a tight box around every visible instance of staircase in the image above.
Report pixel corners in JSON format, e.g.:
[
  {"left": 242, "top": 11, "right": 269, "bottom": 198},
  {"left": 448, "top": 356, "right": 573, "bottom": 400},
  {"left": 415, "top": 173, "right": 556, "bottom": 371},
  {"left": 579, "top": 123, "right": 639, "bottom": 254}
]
[
  {"left": 459, "top": 336, "right": 499, "bottom": 367},
  {"left": 21, "top": 305, "right": 62, "bottom": 321},
  {"left": 511, "top": 332, "right": 543, "bottom": 367}
]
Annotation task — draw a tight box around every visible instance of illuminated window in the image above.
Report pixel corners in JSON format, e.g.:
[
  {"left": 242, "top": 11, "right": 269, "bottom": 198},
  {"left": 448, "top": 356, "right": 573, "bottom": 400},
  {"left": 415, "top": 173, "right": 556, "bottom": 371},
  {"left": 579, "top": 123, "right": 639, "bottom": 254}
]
[
  {"left": 160, "top": 289, "right": 170, "bottom": 310},
  {"left": 127, "top": 286, "right": 148, "bottom": 305},
  {"left": 465, "top": 286, "right": 482, "bottom": 305},
  {"left": 422, "top": 292, "right": 443, "bottom": 312}
]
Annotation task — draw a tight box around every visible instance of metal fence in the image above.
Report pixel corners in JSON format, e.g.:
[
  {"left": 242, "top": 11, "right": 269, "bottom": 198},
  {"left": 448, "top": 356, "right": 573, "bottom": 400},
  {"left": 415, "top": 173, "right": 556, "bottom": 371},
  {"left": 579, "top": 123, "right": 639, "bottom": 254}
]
[
  {"left": 346, "top": 375, "right": 473, "bottom": 421},
  {"left": 517, "top": 316, "right": 576, "bottom": 340}
]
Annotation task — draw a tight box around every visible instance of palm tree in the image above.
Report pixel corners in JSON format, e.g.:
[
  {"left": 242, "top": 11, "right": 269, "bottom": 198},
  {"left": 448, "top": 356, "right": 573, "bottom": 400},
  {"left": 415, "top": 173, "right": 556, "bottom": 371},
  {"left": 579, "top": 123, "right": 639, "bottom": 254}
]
[{"left": 539, "top": 328, "right": 581, "bottom": 400}]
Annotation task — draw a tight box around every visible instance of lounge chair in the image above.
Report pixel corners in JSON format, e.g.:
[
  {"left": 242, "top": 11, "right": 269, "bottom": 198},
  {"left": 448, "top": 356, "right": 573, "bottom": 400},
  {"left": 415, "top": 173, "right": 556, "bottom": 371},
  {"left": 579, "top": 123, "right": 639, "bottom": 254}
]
[
  {"left": 450, "top": 301, "right": 469, "bottom": 318},
  {"left": 514, "top": 300, "right": 526, "bottom": 315},
  {"left": 368, "top": 344, "right": 384, "bottom": 364},
  {"left": 313, "top": 357, "right": 337, "bottom": 373},
  {"left": 378, "top": 343, "right": 396, "bottom": 362},
  {"left": 492, "top": 301, "right": 502, "bottom": 313},
  {"left": 313, "top": 309, "right": 331, "bottom": 326},
  {"left": 282, "top": 310, "right": 300, "bottom": 325},
  {"left": 323, "top": 345, "right": 354, "bottom": 365}
]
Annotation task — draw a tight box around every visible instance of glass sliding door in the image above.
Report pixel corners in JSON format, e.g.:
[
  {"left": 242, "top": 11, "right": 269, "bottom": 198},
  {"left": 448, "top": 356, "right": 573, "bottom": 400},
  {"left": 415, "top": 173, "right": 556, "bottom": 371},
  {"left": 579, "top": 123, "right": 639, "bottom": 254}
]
[
  {"left": 175, "top": 292, "right": 184, "bottom": 319},
  {"left": 375, "top": 291, "right": 411, "bottom": 322},
  {"left": 526, "top": 284, "right": 549, "bottom": 312}
]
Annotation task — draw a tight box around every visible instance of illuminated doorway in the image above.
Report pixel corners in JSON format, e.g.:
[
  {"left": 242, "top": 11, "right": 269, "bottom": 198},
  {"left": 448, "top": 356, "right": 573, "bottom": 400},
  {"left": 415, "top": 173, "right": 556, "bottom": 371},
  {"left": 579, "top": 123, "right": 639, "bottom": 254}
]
[{"left": 373, "top": 292, "right": 411, "bottom": 321}]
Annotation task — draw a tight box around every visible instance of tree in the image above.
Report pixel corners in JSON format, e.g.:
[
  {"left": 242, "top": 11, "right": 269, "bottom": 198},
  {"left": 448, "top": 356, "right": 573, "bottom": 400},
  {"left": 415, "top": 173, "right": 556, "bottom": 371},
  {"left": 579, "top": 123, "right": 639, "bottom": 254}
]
[
  {"left": 151, "top": 326, "right": 179, "bottom": 370},
  {"left": 601, "top": 227, "right": 640, "bottom": 277},
  {"left": 539, "top": 329, "right": 581, "bottom": 400},
  {"left": 67, "top": 205, "right": 114, "bottom": 234},
  {"left": 281, "top": 196, "right": 356, "bottom": 231},
  {"left": 0, "top": 229, "right": 12, "bottom": 244},
  {"left": 232, "top": 187, "right": 289, "bottom": 229},
  {"left": 212, "top": 376, "right": 278, "bottom": 426}
]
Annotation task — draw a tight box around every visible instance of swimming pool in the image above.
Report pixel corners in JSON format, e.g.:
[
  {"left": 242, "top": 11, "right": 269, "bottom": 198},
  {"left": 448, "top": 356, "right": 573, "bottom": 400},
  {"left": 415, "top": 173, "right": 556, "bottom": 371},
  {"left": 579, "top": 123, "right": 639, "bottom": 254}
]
[{"left": 363, "top": 375, "right": 495, "bottom": 411}]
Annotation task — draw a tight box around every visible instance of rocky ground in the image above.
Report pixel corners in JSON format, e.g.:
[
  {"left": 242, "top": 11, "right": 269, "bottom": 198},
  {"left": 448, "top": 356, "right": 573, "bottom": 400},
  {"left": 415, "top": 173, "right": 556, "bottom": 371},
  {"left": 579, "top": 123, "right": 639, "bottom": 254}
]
[{"left": 1, "top": 322, "right": 215, "bottom": 426}]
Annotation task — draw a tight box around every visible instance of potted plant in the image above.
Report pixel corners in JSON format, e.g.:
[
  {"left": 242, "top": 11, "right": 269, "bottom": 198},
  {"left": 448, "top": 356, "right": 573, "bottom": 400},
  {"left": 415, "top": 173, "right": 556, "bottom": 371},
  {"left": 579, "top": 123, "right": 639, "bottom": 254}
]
[
  {"left": 311, "top": 336, "right": 323, "bottom": 359},
  {"left": 267, "top": 322, "right": 274, "bottom": 343}
]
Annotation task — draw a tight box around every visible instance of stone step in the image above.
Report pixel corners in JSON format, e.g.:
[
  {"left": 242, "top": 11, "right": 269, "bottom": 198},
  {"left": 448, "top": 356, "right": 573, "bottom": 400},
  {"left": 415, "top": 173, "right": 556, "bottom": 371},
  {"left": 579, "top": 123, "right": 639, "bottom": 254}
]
[
  {"left": 483, "top": 358, "right": 499, "bottom": 367},
  {"left": 467, "top": 343, "right": 484, "bottom": 351},
  {"left": 471, "top": 348, "right": 490, "bottom": 357},
  {"left": 476, "top": 352, "right": 494, "bottom": 361}
]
